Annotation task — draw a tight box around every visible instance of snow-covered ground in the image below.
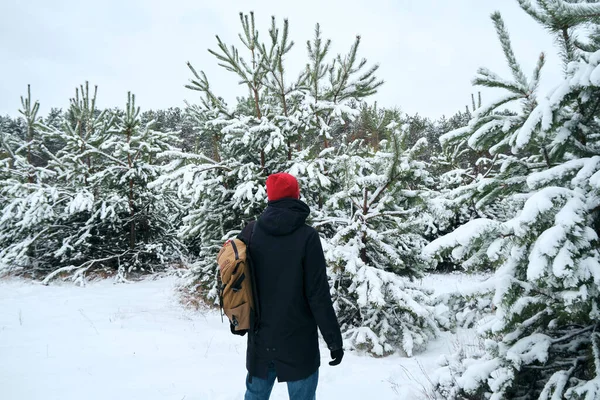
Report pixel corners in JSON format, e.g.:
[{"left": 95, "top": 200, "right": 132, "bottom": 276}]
[{"left": 0, "top": 273, "right": 488, "bottom": 400}]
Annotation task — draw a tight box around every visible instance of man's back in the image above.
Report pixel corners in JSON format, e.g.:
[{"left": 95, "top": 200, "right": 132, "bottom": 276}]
[
  {"left": 242, "top": 198, "right": 342, "bottom": 383},
  {"left": 240, "top": 173, "right": 343, "bottom": 400}
]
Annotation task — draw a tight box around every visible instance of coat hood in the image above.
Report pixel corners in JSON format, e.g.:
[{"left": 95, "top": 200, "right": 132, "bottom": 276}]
[{"left": 258, "top": 198, "right": 310, "bottom": 236}]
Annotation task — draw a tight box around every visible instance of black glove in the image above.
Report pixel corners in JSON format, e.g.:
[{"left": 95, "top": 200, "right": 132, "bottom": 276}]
[{"left": 329, "top": 348, "right": 344, "bottom": 366}]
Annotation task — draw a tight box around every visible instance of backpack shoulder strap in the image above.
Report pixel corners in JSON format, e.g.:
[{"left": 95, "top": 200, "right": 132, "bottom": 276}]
[
  {"left": 239, "top": 220, "right": 260, "bottom": 333},
  {"left": 239, "top": 220, "right": 257, "bottom": 246}
]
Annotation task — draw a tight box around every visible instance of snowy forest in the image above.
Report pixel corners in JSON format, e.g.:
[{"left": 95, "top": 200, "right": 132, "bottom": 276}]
[{"left": 2, "top": 1, "right": 600, "bottom": 399}]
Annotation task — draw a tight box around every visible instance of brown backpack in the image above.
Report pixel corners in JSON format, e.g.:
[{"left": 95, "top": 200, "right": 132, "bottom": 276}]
[{"left": 216, "top": 222, "right": 259, "bottom": 334}]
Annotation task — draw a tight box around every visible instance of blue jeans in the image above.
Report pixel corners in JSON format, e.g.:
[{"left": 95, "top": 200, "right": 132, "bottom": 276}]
[{"left": 244, "top": 363, "right": 318, "bottom": 400}]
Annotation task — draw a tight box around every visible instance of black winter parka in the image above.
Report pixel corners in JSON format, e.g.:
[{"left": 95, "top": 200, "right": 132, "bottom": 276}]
[{"left": 239, "top": 198, "right": 343, "bottom": 382}]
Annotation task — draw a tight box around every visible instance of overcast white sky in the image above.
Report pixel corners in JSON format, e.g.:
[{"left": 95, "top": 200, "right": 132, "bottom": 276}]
[{"left": 1, "top": 0, "right": 562, "bottom": 119}]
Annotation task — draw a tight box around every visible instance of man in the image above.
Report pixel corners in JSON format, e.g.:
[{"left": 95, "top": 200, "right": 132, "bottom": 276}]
[{"left": 238, "top": 172, "right": 343, "bottom": 400}]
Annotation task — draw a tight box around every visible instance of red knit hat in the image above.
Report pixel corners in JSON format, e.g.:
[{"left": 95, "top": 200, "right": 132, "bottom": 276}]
[{"left": 266, "top": 173, "right": 300, "bottom": 201}]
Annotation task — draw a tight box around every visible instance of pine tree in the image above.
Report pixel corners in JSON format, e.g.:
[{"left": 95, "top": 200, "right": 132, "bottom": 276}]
[
  {"left": 1, "top": 83, "right": 184, "bottom": 283},
  {"left": 37, "top": 82, "right": 120, "bottom": 283},
  {"left": 87, "top": 92, "right": 184, "bottom": 282},
  {"left": 163, "top": 13, "right": 381, "bottom": 302},
  {"left": 322, "top": 122, "right": 442, "bottom": 356},
  {"left": 426, "top": 103, "right": 504, "bottom": 272},
  {"left": 0, "top": 86, "right": 58, "bottom": 276},
  {"left": 160, "top": 12, "right": 444, "bottom": 358},
  {"left": 51, "top": 82, "right": 116, "bottom": 188},
  {"left": 428, "top": 2, "right": 600, "bottom": 398}
]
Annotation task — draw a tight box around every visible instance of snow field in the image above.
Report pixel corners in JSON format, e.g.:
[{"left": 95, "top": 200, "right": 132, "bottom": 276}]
[{"left": 0, "top": 273, "right": 486, "bottom": 399}]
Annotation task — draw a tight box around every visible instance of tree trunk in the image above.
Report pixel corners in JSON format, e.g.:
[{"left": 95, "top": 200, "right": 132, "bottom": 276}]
[
  {"left": 280, "top": 70, "right": 292, "bottom": 161},
  {"left": 79, "top": 123, "right": 88, "bottom": 186},
  {"left": 129, "top": 179, "right": 135, "bottom": 250},
  {"left": 251, "top": 86, "right": 266, "bottom": 169},
  {"left": 253, "top": 87, "right": 262, "bottom": 120},
  {"left": 27, "top": 124, "right": 34, "bottom": 183},
  {"left": 127, "top": 128, "right": 135, "bottom": 250},
  {"left": 360, "top": 188, "right": 368, "bottom": 263},
  {"left": 212, "top": 134, "right": 221, "bottom": 162}
]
